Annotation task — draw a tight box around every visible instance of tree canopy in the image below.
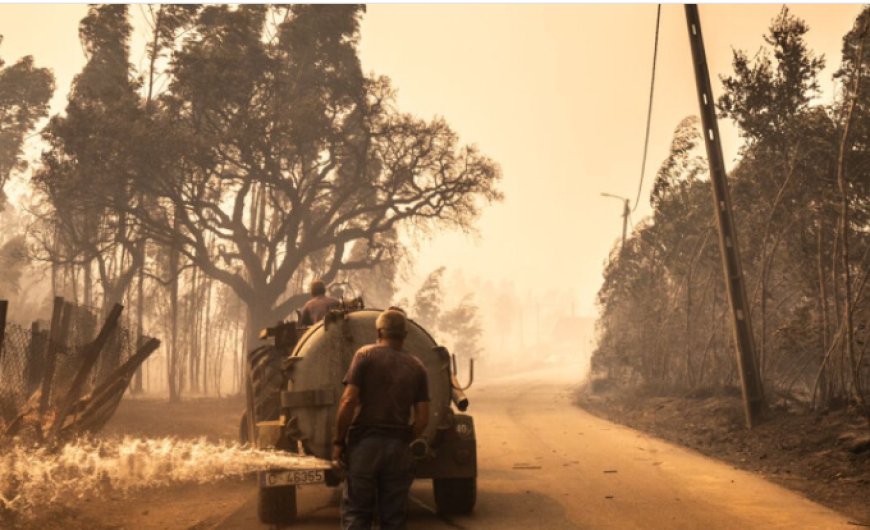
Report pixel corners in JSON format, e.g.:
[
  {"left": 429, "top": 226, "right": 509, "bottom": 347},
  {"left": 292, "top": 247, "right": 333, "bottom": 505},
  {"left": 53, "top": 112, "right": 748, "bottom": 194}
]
[
  {"left": 0, "top": 37, "right": 53, "bottom": 210},
  {"left": 34, "top": 5, "right": 502, "bottom": 351}
]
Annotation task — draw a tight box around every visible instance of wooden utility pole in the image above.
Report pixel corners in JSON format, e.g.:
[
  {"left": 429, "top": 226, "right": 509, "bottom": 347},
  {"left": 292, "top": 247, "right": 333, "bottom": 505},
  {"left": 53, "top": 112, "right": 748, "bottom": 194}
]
[
  {"left": 601, "top": 193, "right": 631, "bottom": 253},
  {"left": 685, "top": 4, "right": 765, "bottom": 428},
  {"left": 620, "top": 198, "right": 630, "bottom": 252}
]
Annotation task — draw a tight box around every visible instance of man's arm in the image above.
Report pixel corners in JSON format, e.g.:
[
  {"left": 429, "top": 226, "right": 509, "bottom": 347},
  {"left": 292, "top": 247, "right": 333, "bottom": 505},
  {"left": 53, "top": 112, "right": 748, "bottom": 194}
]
[
  {"left": 334, "top": 384, "right": 360, "bottom": 447},
  {"left": 412, "top": 401, "right": 429, "bottom": 439},
  {"left": 299, "top": 304, "right": 313, "bottom": 326},
  {"left": 411, "top": 364, "right": 430, "bottom": 439},
  {"left": 335, "top": 349, "right": 366, "bottom": 453}
]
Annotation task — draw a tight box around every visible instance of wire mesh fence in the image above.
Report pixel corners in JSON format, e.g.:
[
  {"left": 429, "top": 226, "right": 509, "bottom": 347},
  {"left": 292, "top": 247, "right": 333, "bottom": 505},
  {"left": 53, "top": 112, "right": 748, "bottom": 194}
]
[
  {"left": 0, "top": 301, "right": 138, "bottom": 427},
  {"left": 0, "top": 323, "right": 34, "bottom": 422}
]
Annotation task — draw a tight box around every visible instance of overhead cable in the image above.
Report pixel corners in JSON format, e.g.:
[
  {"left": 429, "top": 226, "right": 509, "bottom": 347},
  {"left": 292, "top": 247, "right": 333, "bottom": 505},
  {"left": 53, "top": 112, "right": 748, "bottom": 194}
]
[{"left": 633, "top": 4, "right": 662, "bottom": 213}]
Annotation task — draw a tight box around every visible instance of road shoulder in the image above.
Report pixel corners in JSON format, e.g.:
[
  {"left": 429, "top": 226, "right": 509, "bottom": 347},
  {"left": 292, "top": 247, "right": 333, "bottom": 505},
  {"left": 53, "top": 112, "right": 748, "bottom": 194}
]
[{"left": 575, "top": 384, "right": 870, "bottom": 526}]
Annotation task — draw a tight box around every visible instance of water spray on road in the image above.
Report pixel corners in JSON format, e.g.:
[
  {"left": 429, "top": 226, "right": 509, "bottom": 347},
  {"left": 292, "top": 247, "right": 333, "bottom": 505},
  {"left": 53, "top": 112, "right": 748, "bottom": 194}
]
[{"left": 0, "top": 436, "right": 328, "bottom": 520}]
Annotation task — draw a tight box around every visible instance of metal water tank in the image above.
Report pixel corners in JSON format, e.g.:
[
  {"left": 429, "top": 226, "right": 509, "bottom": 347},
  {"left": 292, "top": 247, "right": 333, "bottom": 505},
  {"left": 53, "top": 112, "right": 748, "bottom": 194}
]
[{"left": 286, "top": 309, "right": 451, "bottom": 459}]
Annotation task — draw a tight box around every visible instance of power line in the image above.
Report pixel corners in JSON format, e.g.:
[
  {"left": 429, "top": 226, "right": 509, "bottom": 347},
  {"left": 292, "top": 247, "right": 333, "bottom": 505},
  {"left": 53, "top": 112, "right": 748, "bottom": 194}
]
[{"left": 633, "top": 4, "right": 662, "bottom": 213}]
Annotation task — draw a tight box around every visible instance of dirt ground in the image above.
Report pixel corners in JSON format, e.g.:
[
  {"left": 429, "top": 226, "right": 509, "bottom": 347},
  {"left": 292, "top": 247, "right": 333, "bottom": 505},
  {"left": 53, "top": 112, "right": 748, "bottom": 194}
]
[
  {"left": 101, "top": 394, "right": 246, "bottom": 441},
  {"left": 576, "top": 383, "right": 870, "bottom": 526},
  {"left": 9, "top": 395, "right": 253, "bottom": 530},
  {"left": 11, "top": 388, "right": 870, "bottom": 529}
]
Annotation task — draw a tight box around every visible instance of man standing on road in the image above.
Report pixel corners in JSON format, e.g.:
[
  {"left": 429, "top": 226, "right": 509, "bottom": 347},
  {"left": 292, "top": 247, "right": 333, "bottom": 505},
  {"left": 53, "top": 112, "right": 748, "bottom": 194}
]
[
  {"left": 299, "top": 279, "right": 340, "bottom": 325},
  {"left": 332, "top": 309, "right": 430, "bottom": 530}
]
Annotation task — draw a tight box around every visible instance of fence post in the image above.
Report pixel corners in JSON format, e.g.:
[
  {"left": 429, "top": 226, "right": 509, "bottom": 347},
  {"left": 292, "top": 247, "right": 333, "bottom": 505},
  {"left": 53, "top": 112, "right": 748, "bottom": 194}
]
[
  {"left": 50, "top": 303, "right": 124, "bottom": 437},
  {"left": 39, "top": 298, "right": 72, "bottom": 416}
]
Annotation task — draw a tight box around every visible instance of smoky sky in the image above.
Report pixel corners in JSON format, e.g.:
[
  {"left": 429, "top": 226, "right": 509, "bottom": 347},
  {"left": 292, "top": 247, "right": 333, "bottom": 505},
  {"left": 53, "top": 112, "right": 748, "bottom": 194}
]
[{"left": 0, "top": 4, "right": 861, "bottom": 316}]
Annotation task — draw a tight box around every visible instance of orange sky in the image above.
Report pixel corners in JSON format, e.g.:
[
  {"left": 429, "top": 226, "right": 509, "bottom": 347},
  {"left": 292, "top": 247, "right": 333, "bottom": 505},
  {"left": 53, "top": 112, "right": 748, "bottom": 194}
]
[{"left": 0, "top": 4, "right": 863, "bottom": 317}]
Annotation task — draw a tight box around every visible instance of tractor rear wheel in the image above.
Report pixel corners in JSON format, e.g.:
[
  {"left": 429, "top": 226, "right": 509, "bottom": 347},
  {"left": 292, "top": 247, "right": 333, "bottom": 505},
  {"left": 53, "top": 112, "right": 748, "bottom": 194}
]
[
  {"left": 247, "top": 345, "right": 286, "bottom": 423},
  {"left": 239, "top": 411, "right": 249, "bottom": 445}
]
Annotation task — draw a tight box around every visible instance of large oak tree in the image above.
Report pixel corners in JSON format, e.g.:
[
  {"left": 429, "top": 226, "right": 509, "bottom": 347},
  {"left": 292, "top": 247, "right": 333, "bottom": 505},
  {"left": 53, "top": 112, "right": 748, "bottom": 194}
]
[{"left": 126, "top": 5, "right": 501, "bottom": 342}]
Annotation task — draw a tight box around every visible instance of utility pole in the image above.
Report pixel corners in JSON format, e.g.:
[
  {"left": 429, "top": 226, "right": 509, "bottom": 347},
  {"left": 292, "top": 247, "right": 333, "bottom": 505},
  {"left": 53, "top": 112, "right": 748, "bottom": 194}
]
[
  {"left": 685, "top": 4, "right": 765, "bottom": 428},
  {"left": 601, "top": 193, "right": 631, "bottom": 253}
]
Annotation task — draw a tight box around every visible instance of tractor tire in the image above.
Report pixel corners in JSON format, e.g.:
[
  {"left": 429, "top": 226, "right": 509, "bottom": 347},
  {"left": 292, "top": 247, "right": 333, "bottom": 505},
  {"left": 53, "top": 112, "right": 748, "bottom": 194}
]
[
  {"left": 247, "top": 345, "right": 286, "bottom": 423},
  {"left": 258, "top": 484, "right": 297, "bottom": 525},
  {"left": 433, "top": 477, "right": 476, "bottom": 515},
  {"left": 239, "top": 410, "right": 250, "bottom": 445}
]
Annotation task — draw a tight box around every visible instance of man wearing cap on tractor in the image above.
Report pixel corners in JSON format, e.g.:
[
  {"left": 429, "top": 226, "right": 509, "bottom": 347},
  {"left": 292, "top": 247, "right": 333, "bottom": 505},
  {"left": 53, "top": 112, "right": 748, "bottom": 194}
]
[
  {"left": 299, "top": 279, "right": 340, "bottom": 326},
  {"left": 332, "top": 309, "right": 430, "bottom": 530}
]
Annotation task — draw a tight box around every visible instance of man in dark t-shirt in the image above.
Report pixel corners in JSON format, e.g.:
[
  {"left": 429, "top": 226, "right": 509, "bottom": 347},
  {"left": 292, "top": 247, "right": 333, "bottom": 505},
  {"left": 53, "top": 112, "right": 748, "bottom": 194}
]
[
  {"left": 333, "top": 309, "right": 430, "bottom": 530},
  {"left": 299, "top": 280, "right": 340, "bottom": 325}
]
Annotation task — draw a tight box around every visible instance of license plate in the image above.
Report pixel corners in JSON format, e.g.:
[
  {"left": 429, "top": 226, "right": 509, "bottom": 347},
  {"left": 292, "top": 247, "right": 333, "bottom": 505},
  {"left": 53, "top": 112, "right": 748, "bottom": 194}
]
[{"left": 259, "top": 468, "right": 326, "bottom": 488}]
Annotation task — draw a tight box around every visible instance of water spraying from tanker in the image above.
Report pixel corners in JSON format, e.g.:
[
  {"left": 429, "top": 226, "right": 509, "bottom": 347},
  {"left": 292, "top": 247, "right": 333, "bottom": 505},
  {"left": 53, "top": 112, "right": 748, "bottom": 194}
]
[{"left": 0, "top": 436, "right": 328, "bottom": 521}]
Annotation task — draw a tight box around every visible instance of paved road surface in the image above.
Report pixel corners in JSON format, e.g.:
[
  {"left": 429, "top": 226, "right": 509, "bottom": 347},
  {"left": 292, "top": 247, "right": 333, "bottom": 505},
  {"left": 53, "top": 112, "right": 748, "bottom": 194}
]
[{"left": 215, "top": 368, "right": 850, "bottom": 529}]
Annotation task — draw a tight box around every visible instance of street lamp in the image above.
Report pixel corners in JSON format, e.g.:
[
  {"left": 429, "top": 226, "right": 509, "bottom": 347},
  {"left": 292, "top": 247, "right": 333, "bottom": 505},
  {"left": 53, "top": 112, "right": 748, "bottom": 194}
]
[{"left": 600, "top": 193, "right": 631, "bottom": 253}]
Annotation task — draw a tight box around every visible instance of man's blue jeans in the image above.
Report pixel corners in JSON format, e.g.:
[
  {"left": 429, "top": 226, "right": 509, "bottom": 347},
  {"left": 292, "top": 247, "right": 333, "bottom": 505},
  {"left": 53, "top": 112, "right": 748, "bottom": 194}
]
[{"left": 341, "top": 435, "right": 414, "bottom": 530}]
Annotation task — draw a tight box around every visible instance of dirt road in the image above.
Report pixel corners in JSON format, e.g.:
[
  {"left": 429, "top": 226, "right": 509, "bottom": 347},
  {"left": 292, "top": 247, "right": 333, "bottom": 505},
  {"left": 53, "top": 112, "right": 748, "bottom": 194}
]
[{"left": 214, "top": 368, "right": 851, "bottom": 530}]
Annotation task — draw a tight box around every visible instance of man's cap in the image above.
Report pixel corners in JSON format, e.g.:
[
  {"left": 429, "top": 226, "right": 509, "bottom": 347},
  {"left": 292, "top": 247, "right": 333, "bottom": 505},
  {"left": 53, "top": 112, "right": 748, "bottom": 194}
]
[{"left": 376, "top": 309, "right": 407, "bottom": 338}]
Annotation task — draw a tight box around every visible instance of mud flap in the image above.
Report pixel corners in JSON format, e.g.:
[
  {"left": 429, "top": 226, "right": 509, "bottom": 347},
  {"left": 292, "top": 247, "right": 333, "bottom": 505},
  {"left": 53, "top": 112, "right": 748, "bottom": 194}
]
[{"left": 415, "top": 414, "right": 477, "bottom": 479}]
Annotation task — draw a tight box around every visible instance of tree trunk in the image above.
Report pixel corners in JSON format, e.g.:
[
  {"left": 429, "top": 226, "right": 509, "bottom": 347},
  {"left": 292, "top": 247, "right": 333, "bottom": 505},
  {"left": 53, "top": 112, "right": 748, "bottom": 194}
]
[
  {"left": 234, "top": 322, "right": 241, "bottom": 395},
  {"left": 202, "top": 277, "right": 213, "bottom": 395},
  {"left": 83, "top": 259, "right": 93, "bottom": 309},
  {"left": 69, "top": 264, "right": 78, "bottom": 305},
  {"left": 835, "top": 20, "right": 865, "bottom": 412},
  {"left": 132, "top": 259, "right": 145, "bottom": 394},
  {"left": 167, "top": 219, "right": 181, "bottom": 403},
  {"left": 188, "top": 266, "right": 199, "bottom": 393},
  {"left": 816, "top": 214, "right": 830, "bottom": 406},
  {"left": 245, "top": 300, "right": 276, "bottom": 353}
]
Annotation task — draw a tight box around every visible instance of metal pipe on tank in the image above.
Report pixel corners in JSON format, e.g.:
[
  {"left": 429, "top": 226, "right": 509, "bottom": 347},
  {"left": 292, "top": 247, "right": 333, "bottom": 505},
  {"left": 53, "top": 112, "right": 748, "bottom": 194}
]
[
  {"left": 451, "top": 355, "right": 474, "bottom": 391},
  {"left": 449, "top": 356, "right": 473, "bottom": 410},
  {"left": 438, "top": 347, "right": 472, "bottom": 411},
  {"left": 451, "top": 386, "right": 469, "bottom": 411}
]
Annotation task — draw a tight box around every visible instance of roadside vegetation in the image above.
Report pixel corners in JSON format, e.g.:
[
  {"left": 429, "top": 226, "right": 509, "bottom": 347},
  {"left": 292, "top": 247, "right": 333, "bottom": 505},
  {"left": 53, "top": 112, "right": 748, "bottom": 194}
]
[
  {"left": 586, "top": 7, "right": 870, "bottom": 524},
  {"left": 592, "top": 6, "right": 870, "bottom": 419}
]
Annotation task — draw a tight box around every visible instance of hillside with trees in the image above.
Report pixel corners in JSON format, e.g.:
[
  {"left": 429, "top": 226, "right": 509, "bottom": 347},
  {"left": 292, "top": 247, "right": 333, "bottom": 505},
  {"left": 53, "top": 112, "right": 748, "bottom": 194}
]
[{"left": 592, "top": 7, "right": 869, "bottom": 418}]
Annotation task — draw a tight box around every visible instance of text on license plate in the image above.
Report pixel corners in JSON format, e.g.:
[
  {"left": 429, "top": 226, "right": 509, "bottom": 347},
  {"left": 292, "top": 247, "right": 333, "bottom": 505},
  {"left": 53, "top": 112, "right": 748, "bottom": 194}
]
[{"left": 260, "top": 469, "right": 326, "bottom": 488}]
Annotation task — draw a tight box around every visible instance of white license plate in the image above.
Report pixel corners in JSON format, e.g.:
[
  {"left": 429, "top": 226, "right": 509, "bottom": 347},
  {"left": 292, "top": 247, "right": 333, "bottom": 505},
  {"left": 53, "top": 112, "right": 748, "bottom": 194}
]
[{"left": 260, "top": 468, "right": 326, "bottom": 488}]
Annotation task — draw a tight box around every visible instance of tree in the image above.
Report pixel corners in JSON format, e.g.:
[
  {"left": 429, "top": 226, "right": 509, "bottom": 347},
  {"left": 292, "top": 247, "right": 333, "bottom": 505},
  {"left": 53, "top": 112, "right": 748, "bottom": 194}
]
[
  {"left": 439, "top": 294, "right": 484, "bottom": 361},
  {"left": 0, "top": 235, "right": 28, "bottom": 299},
  {"left": 830, "top": 8, "right": 870, "bottom": 415},
  {"left": 719, "top": 6, "right": 824, "bottom": 147},
  {"left": 337, "top": 231, "right": 403, "bottom": 308},
  {"left": 32, "top": 6, "right": 204, "bottom": 400},
  {"left": 34, "top": 5, "right": 145, "bottom": 312},
  {"left": 133, "top": 4, "right": 201, "bottom": 396},
  {"left": 125, "top": 6, "right": 501, "bottom": 344},
  {"left": 0, "top": 37, "right": 53, "bottom": 210},
  {"left": 718, "top": 8, "right": 835, "bottom": 386},
  {"left": 413, "top": 267, "right": 446, "bottom": 331}
]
